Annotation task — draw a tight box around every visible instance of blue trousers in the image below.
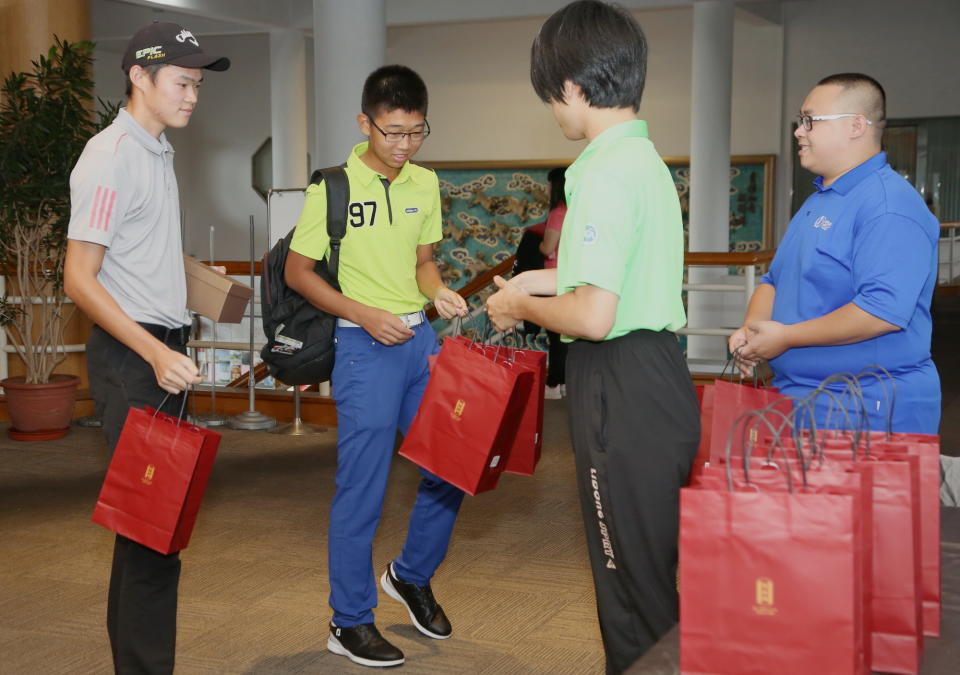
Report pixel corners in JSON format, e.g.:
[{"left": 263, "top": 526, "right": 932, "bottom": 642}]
[{"left": 329, "top": 320, "right": 465, "bottom": 627}]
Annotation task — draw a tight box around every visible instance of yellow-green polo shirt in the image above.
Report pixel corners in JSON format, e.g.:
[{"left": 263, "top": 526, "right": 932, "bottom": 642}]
[
  {"left": 290, "top": 142, "right": 442, "bottom": 314},
  {"left": 557, "top": 119, "right": 687, "bottom": 340}
]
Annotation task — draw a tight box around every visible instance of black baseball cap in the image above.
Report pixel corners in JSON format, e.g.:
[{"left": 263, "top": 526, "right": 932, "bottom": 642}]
[{"left": 122, "top": 21, "right": 230, "bottom": 74}]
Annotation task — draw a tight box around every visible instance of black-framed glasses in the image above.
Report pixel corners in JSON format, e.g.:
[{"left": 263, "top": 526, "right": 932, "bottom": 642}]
[
  {"left": 367, "top": 117, "right": 430, "bottom": 143},
  {"left": 797, "top": 113, "right": 873, "bottom": 132}
]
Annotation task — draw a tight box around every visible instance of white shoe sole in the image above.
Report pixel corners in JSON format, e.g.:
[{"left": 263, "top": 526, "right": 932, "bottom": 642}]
[
  {"left": 326, "top": 634, "right": 404, "bottom": 667},
  {"left": 380, "top": 566, "right": 452, "bottom": 640}
]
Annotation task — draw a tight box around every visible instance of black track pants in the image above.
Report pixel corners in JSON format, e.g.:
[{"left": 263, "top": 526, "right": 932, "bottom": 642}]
[{"left": 566, "top": 329, "right": 700, "bottom": 674}]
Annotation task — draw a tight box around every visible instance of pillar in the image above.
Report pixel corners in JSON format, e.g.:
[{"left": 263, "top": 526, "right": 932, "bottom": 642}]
[
  {"left": 311, "top": 0, "right": 386, "bottom": 169},
  {"left": 0, "top": 0, "right": 90, "bottom": 81},
  {"left": 686, "top": 0, "right": 735, "bottom": 365},
  {"left": 270, "top": 29, "right": 309, "bottom": 189}
]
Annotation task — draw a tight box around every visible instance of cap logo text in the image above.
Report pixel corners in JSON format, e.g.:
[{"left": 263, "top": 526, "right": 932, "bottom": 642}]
[{"left": 136, "top": 46, "right": 164, "bottom": 59}]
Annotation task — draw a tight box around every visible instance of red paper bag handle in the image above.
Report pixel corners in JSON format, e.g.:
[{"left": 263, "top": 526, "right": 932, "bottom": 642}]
[
  {"left": 724, "top": 408, "right": 803, "bottom": 492},
  {"left": 153, "top": 390, "right": 190, "bottom": 426}
]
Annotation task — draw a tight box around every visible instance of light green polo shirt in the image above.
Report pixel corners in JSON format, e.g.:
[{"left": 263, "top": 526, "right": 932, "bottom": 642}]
[
  {"left": 290, "top": 142, "right": 442, "bottom": 314},
  {"left": 557, "top": 119, "right": 687, "bottom": 340}
]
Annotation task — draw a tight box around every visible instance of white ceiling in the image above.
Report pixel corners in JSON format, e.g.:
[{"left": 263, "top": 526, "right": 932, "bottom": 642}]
[{"left": 93, "top": 0, "right": 790, "bottom": 43}]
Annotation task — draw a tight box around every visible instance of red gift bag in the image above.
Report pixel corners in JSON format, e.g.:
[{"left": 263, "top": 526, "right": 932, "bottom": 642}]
[
  {"left": 706, "top": 380, "right": 792, "bottom": 464},
  {"left": 753, "top": 429, "right": 924, "bottom": 674},
  {"left": 871, "top": 436, "right": 941, "bottom": 637},
  {"left": 817, "top": 431, "right": 941, "bottom": 638},
  {"left": 690, "top": 384, "right": 715, "bottom": 479},
  {"left": 693, "top": 380, "right": 791, "bottom": 476},
  {"left": 693, "top": 463, "right": 873, "bottom": 675},
  {"left": 503, "top": 347, "right": 546, "bottom": 475},
  {"left": 399, "top": 336, "right": 532, "bottom": 495},
  {"left": 797, "top": 442, "right": 924, "bottom": 675},
  {"left": 680, "top": 478, "right": 865, "bottom": 675},
  {"left": 92, "top": 404, "right": 221, "bottom": 555},
  {"left": 451, "top": 336, "right": 546, "bottom": 476}
]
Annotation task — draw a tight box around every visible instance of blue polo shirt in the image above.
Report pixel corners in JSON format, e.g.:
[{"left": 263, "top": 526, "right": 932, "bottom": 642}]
[{"left": 761, "top": 152, "right": 941, "bottom": 433}]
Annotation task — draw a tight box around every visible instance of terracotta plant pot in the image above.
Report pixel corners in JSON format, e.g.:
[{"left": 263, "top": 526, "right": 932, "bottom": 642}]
[{"left": 1, "top": 374, "right": 80, "bottom": 441}]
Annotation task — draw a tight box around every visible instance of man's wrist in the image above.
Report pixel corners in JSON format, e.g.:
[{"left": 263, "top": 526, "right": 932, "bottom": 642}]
[
  {"left": 512, "top": 292, "right": 531, "bottom": 321},
  {"left": 781, "top": 322, "right": 800, "bottom": 350}
]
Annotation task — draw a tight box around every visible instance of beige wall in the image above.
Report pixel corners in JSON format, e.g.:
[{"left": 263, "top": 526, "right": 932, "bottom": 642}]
[{"left": 393, "top": 7, "right": 784, "bottom": 163}]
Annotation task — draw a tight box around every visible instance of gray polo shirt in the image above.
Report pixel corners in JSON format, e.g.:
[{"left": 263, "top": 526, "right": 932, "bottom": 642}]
[{"left": 68, "top": 108, "right": 189, "bottom": 328}]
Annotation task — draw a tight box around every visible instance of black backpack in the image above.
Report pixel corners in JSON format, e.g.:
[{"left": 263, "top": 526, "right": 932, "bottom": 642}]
[{"left": 259, "top": 166, "right": 349, "bottom": 385}]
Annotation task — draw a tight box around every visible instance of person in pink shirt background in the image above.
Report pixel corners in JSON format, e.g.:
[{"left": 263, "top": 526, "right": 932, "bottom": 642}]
[{"left": 539, "top": 167, "right": 568, "bottom": 399}]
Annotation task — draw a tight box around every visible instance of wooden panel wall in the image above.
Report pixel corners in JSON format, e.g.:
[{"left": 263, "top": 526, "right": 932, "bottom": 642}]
[{"left": 0, "top": 0, "right": 90, "bottom": 80}]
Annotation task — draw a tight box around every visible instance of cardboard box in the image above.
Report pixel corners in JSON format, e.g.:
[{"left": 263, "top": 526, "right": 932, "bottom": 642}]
[{"left": 183, "top": 255, "right": 253, "bottom": 323}]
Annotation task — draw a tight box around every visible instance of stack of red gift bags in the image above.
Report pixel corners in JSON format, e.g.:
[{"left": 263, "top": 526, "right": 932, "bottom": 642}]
[
  {"left": 399, "top": 332, "right": 546, "bottom": 495},
  {"left": 681, "top": 369, "right": 940, "bottom": 674}
]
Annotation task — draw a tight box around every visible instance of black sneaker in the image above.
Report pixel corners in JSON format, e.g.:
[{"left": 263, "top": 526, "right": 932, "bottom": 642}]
[
  {"left": 327, "top": 622, "right": 404, "bottom": 668},
  {"left": 380, "top": 563, "right": 452, "bottom": 639}
]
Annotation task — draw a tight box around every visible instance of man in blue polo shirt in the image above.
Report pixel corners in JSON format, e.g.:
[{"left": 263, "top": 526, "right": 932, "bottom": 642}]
[{"left": 731, "top": 73, "right": 941, "bottom": 434}]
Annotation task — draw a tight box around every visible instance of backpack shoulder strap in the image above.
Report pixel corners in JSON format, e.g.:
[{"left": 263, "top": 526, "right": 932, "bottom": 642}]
[{"left": 311, "top": 165, "right": 350, "bottom": 279}]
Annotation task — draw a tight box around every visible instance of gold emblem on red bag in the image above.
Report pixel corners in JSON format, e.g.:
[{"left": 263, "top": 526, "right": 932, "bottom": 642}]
[
  {"left": 451, "top": 399, "right": 466, "bottom": 421},
  {"left": 752, "top": 577, "right": 777, "bottom": 615},
  {"left": 142, "top": 464, "right": 155, "bottom": 486}
]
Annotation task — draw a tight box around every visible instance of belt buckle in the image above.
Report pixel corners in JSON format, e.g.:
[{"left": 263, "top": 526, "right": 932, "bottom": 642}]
[{"left": 401, "top": 312, "right": 420, "bottom": 328}]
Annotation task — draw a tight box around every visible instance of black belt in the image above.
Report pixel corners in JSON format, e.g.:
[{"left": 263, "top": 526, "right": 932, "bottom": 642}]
[{"left": 138, "top": 322, "right": 191, "bottom": 346}]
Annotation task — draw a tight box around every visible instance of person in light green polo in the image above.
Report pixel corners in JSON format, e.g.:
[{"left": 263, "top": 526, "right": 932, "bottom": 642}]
[{"left": 486, "top": 2, "right": 700, "bottom": 672}]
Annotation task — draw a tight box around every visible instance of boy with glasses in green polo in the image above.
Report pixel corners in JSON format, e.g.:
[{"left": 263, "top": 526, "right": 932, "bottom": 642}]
[
  {"left": 285, "top": 65, "right": 467, "bottom": 668},
  {"left": 486, "top": 2, "right": 700, "bottom": 672}
]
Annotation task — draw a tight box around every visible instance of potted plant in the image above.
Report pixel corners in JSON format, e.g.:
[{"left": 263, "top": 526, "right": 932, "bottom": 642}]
[{"left": 0, "top": 38, "right": 117, "bottom": 440}]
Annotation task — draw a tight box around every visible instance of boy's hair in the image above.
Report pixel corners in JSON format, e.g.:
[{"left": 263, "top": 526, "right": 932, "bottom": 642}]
[
  {"left": 817, "top": 72, "right": 887, "bottom": 127},
  {"left": 547, "top": 167, "right": 567, "bottom": 210},
  {"left": 530, "top": 0, "right": 647, "bottom": 112},
  {"left": 361, "top": 65, "right": 428, "bottom": 118},
  {"left": 124, "top": 64, "right": 165, "bottom": 98}
]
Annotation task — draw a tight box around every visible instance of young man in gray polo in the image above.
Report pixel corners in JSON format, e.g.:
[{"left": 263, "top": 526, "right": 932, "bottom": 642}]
[{"left": 64, "top": 21, "right": 229, "bottom": 674}]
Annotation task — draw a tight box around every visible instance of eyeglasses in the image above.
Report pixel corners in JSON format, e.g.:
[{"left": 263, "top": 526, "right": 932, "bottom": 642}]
[
  {"left": 367, "top": 117, "right": 430, "bottom": 143},
  {"left": 797, "top": 113, "right": 873, "bottom": 132}
]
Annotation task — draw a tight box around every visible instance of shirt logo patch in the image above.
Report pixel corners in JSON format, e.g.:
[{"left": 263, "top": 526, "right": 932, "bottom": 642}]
[
  {"left": 813, "top": 216, "right": 833, "bottom": 231},
  {"left": 583, "top": 224, "right": 599, "bottom": 245},
  {"left": 405, "top": 207, "right": 419, "bottom": 214}
]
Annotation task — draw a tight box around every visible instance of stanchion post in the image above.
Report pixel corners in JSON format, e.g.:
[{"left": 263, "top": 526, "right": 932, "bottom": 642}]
[
  {"left": 198, "top": 225, "right": 229, "bottom": 427},
  {"left": 270, "top": 385, "right": 328, "bottom": 435},
  {"left": 228, "top": 215, "right": 276, "bottom": 431}
]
